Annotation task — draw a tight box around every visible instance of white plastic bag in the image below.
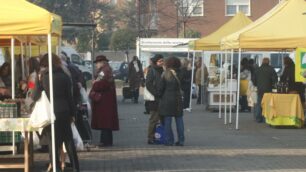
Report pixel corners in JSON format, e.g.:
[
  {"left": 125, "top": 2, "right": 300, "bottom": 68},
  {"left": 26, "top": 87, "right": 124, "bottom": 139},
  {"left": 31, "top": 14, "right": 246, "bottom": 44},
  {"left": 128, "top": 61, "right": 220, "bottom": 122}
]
[
  {"left": 28, "top": 91, "right": 55, "bottom": 129},
  {"left": 80, "top": 87, "right": 89, "bottom": 104},
  {"left": 71, "top": 122, "right": 84, "bottom": 151},
  {"left": 143, "top": 87, "right": 155, "bottom": 101}
]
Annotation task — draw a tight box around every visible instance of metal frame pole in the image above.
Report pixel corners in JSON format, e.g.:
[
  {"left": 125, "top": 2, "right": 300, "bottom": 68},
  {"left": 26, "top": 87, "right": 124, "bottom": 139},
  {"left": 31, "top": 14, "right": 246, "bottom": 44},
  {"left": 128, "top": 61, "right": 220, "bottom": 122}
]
[
  {"left": 47, "top": 34, "right": 56, "bottom": 172},
  {"left": 224, "top": 51, "right": 228, "bottom": 124},
  {"left": 218, "top": 53, "right": 223, "bottom": 119},
  {"left": 235, "top": 48, "right": 242, "bottom": 130},
  {"left": 229, "top": 49, "right": 234, "bottom": 123}
]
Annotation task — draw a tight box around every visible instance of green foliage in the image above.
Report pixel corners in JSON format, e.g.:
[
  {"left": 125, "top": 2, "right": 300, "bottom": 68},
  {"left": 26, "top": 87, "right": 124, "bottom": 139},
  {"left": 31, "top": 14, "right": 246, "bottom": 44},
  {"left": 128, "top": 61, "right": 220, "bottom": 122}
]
[
  {"left": 110, "top": 29, "right": 137, "bottom": 51},
  {"left": 97, "top": 32, "right": 112, "bottom": 50},
  {"left": 180, "top": 29, "right": 201, "bottom": 38},
  {"left": 30, "top": 0, "right": 117, "bottom": 51}
]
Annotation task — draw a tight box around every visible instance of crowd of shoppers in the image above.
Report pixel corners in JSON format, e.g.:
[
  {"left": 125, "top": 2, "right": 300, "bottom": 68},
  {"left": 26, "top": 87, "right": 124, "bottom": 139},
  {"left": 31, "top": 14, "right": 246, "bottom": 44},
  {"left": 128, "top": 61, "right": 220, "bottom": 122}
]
[{"left": 3, "top": 50, "right": 304, "bottom": 171}]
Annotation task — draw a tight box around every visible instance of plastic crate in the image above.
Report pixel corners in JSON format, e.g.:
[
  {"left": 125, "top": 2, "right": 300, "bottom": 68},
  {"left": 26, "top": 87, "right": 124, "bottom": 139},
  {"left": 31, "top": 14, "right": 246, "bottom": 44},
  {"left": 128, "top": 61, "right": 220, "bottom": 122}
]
[{"left": 0, "top": 131, "right": 22, "bottom": 144}]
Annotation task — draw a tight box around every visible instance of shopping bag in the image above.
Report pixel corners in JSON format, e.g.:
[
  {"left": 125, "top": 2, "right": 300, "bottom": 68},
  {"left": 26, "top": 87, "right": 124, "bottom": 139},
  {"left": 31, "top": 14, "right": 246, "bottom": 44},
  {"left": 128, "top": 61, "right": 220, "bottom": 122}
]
[
  {"left": 154, "top": 123, "right": 165, "bottom": 144},
  {"left": 28, "top": 91, "right": 55, "bottom": 129},
  {"left": 143, "top": 87, "right": 155, "bottom": 101},
  {"left": 71, "top": 122, "right": 84, "bottom": 151}
]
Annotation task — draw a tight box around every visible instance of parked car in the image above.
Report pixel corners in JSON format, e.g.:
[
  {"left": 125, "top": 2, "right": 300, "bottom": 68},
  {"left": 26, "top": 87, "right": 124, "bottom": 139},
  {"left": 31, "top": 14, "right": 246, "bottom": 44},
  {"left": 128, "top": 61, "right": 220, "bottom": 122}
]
[
  {"left": 109, "top": 61, "right": 129, "bottom": 81},
  {"left": 61, "top": 46, "right": 93, "bottom": 81}
]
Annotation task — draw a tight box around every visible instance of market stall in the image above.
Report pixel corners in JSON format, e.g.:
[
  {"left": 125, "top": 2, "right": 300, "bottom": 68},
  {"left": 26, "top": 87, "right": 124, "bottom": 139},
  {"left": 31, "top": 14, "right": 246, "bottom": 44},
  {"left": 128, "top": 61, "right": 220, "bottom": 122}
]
[
  {"left": 221, "top": 0, "right": 306, "bottom": 129},
  {"left": 0, "top": 0, "right": 62, "bottom": 171},
  {"left": 262, "top": 93, "right": 304, "bottom": 128},
  {"left": 188, "top": 12, "right": 252, "bottom": 123}
]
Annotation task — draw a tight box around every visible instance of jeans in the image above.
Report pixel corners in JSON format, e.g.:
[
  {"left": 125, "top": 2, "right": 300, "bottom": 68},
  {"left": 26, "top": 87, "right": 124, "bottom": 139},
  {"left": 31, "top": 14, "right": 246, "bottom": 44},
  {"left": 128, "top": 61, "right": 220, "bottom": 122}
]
[
  {"left": 255, "top": 93, "right": 264, "bottom": 122},
  {"left": 164, "top": 116, "right": 185, "bottom": 145}
]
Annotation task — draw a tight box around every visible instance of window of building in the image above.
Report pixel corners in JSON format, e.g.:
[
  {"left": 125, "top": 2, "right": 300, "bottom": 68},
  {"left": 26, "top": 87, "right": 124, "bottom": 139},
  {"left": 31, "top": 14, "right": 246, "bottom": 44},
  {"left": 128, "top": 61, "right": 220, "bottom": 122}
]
[
  {"left": 225, "top": 0, "right": 250, "bottom": 16},
  {"left": 179, "top": 0, "right": 204, "bottom": 17}
]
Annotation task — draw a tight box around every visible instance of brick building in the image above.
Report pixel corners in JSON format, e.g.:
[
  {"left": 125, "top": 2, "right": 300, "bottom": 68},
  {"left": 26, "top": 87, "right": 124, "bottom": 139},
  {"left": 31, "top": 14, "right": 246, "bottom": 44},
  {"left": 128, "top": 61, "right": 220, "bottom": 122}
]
[{"left": 139, "top": 0, "right": 280, "bottom": 38}]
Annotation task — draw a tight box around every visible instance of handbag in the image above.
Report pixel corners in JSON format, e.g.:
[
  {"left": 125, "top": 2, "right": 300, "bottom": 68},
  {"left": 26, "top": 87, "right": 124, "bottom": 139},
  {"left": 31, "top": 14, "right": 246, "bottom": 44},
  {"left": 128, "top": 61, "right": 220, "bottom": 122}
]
[
  {"left": 28, "top": 91, "right": 55, "bottom": 129},
  {"left": 143, "top": 87, "right": 155, "bottom": 101},
  {"left": 89, "top": 90, "right": 102, "bottom": 102}
]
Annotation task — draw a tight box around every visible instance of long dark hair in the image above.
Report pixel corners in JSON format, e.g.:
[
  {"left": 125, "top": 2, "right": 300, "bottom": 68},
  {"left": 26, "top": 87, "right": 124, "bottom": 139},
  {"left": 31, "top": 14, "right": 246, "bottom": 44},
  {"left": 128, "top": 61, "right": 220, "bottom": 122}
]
[
  {"left": 40, "top": 53, "right": 62, "bottom": 68},
  {"left": 28, "top": 58, "right": 40, "bottom": 74}
]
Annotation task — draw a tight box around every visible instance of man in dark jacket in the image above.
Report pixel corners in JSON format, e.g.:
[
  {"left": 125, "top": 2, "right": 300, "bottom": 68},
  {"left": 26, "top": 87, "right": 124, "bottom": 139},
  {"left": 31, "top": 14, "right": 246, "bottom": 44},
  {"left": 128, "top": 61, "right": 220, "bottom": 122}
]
[
  {"left": 253, "top": 58, "right": 278, "bottom": 123},
  {"left": 145, "top": 54, "right": 164, "bottom": 144}
]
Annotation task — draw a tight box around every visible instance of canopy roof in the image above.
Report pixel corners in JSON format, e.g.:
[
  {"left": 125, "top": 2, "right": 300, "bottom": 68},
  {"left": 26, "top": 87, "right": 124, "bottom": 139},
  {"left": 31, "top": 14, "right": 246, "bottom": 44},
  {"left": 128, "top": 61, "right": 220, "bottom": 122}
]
[
  {"left": 221, "top": 0, "right": 306, "bottom": 50},
  {"left": 189, "top": 12, "right": 252, "bottom": 51},
  {"left": 0, "top": 0, "right": 62, "bottom": 36}
]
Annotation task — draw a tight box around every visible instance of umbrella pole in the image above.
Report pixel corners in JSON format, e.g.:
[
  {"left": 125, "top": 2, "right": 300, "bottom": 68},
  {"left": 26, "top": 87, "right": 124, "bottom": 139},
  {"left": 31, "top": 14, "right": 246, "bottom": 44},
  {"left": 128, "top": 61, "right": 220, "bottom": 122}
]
[
  {"left": 229, "top": 49, "right": 234, "bottom": 124},
  {"left": 235, "top": 48, "right": 242, "bottom": 130},
  {"left": 218, "top": 53, "right": 223, "bottom": 119},
  {"left": 47, "top": 34, "right": 56, "bottom": 172}
]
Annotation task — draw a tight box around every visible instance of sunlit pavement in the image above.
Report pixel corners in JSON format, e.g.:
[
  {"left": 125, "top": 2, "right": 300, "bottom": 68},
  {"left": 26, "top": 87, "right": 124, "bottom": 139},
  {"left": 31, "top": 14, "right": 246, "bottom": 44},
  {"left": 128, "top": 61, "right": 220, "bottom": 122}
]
[{"left": 8, "top": 93, "right": 306, "bottom": 172}]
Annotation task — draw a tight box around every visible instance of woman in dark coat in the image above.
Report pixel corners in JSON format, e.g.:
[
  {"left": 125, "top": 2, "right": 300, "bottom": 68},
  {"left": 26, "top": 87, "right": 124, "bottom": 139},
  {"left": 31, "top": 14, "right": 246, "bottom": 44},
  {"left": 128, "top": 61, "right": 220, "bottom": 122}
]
[
  {"left": 33, "top": 53, "right": 79, "bottom": 172},
  {"left": 280, "top": 56, "right": 305, "bottom": 102},
  {"left": 158, "top": 56, "right": 184, "bottom": 146},
  {"left": 89, "top": 55, "right": 119, "bottom": 147}
]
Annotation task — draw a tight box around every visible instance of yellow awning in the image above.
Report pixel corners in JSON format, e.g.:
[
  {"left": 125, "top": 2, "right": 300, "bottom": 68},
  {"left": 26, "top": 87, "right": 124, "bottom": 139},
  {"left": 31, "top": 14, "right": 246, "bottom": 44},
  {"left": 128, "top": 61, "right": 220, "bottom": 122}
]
[
  {"left": 221, "top": 0, "right": 306, "bottom": 50},
  {"left": 0, "top": 0, "right": 62, "bottom": 36},
  {"left": 189, "top": 12, "right": 252, "bottom": 51}
]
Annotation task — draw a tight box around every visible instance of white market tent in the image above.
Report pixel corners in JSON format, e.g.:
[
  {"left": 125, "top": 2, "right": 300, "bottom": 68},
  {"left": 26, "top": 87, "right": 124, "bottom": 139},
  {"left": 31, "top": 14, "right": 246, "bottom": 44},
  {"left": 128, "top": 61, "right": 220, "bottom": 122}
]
[
  {"left": 188, "top": 12, "right": 252, "bottom": 121},
  {"left": 221, "top": 0, "right": 306, "bottom": 129},
  {"left": 0, "top": 0, "right": 62, "bottom": 171}
]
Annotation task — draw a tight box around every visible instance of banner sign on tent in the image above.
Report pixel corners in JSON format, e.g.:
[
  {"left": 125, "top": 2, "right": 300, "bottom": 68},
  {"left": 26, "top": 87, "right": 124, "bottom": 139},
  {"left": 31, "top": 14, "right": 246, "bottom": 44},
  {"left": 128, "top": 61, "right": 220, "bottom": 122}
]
[{"left": 295, "top": 48, "right": 306, "bottom": 82}]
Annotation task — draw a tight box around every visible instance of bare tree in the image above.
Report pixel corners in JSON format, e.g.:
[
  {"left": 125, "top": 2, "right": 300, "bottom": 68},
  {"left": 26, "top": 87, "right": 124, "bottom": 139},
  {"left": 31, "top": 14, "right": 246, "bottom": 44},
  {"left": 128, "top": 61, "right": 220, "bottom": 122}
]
[{"left": 160, "top": 0, "right": 204, "bottom": 37}]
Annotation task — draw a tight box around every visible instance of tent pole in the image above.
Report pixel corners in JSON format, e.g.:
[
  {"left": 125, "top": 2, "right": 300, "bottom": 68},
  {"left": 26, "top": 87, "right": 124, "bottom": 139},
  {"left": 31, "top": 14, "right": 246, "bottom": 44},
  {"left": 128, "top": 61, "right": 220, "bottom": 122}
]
[
  {"left": 21, "top": 42, "right": 25, "bottom": 80},
  {"left": 218, "top": 53, "right": 223, "bottom": 119},
  {"left": 235, "top": 48, "right": 242, "bottom": 130},
  {"left": 188, "top": 49, "right": 193, "bottom": 112},
  {"left": 10, "top": 38, "right": 16, "bottom": 155},
  {"left": 201, "top": 51, "right": 205, "bottom": 106},
  {"left": 229, "top": 49, "right": 234, "bottom": 124},
  {"left": 189, "top": 51, "right": 196, "bottom": 112},
  {"left": 91, "top": 30, "right": 95, "bottom": 80},
  {"left": 47, "top": 34, "right": 56, "bottom": 172},
  {"left": 224, "top": 51, "right": 228, "bottom": 124},
  {"left": 29, "top": 42, "right": 32, "bottom": 57},
  {"left": 11, "top": 38, "right": 15, "bottom": 99}
]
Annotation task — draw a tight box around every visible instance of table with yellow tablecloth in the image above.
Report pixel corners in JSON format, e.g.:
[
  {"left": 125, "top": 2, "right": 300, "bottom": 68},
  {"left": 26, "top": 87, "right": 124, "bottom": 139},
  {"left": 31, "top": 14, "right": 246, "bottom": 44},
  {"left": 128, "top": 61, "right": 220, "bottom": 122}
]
[{"left": 261, "top": 93, "right": 304, "bottom": 128}]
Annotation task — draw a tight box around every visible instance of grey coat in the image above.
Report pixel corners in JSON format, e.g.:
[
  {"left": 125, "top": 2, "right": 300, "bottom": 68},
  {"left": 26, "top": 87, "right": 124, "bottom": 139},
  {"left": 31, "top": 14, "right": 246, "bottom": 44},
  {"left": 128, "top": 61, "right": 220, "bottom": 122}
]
[{"left": 158, "top": 69, "right": 183, "bottom": 117}]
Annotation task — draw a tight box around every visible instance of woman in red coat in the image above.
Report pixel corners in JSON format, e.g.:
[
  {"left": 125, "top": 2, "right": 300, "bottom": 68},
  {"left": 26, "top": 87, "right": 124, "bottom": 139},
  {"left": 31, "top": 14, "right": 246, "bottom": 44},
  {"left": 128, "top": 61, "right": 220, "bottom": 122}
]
[{"left": 90, "top": 55, "right": 119, "bottom": 147}]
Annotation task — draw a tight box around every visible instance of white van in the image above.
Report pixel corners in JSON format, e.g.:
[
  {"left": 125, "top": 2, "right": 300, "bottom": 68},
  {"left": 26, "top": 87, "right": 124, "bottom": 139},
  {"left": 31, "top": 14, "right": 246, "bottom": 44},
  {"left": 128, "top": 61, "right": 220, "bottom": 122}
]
[{"left": 61, "top": 46, "right": 93, "bottom": 81}]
